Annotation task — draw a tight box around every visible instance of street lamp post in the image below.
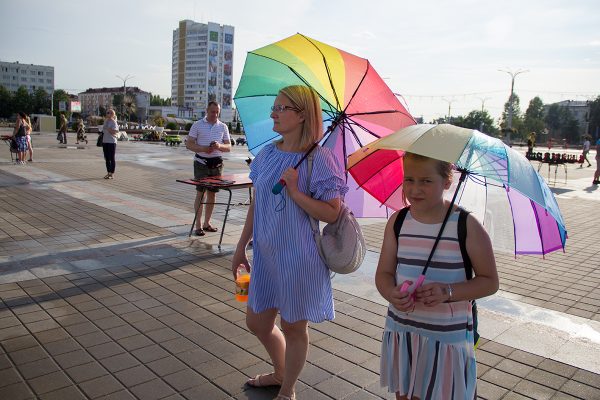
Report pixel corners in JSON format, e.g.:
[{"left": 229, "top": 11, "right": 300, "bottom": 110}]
[
  {"left": 116, "top": 74, "right": 134, "bottom": 121},
  {"left": 498, "top": 68, "right": 528, "bottom": 144},
  {"left": 442, "top": 98, "right": 456, "bottom": 122}
]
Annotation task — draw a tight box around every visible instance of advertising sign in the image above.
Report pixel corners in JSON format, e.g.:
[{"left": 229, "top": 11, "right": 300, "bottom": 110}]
[{"left": 70, "top": 101, "right": 81, "bottom": 112}]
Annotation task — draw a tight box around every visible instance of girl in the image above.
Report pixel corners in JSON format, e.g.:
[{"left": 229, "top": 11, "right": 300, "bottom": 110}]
[
  {"left": 232, "top": 85, "right": 347, "bottom": 400},
  {"left": 376, "top": 153, "right": 499, "bottom": 400},
  {"left": 22, "top": 113, "right": 33, "bottom": 162}
]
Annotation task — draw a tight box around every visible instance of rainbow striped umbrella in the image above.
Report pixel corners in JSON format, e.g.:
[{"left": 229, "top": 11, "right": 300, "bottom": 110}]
[{"left": 234, "top": 33, "right": 416, "bottom": 217}]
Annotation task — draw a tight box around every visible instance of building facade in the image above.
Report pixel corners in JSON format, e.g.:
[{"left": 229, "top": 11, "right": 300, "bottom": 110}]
[
  {"left": 0, "top": 61, "right": 54, "bottom": 93},
  {"left": 171, "top": 20, "right": 234, "bottom": 122},
  {"left": 544, "top": 100, "right": 589, "bottom": 138},
  {"left": 78, "top": 87, "right": 151, "bottom": 121}
]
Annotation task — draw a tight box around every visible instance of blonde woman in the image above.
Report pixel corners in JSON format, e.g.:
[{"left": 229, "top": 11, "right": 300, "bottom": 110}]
[
  {"left": 22, "top": 113, "right": 33, "bottom": 162},
  {"left": 13, "top": 113, "right": 28, "bottom": 164},
  {"left": 232, "top": 85, "right": 347, "bottom": 400},
  {"left": 101, "top": 109, "right": 119, "bottom": 179}
]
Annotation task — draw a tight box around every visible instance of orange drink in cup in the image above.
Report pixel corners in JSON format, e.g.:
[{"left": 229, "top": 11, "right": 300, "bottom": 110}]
[{"left": 235, "top": 265, "right": 250, "bottom": 302}]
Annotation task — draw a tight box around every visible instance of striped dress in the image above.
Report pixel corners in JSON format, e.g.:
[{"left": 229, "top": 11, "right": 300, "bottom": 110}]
[
  {"left": 380, "top": 209, "right": 476, "bottom": 399},
  {"left": 248, "top": 143, "right": 348, "bottom": 323}
]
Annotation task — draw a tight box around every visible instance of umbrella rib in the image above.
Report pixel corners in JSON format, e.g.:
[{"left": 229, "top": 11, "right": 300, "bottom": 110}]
[
  {"left": 245, "top": 51, "right": 339, "bottom": 111},
  {"left": 299, "top": 34, "right": 342, "bottom": 112}
]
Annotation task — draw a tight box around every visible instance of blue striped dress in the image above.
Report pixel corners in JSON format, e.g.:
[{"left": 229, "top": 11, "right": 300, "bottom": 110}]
[
  {"left": 380, "top": 209, "right": 476, "bottom": 399},
  {"left": 248, "top": 143, "right": 348, "bottom": 323}
]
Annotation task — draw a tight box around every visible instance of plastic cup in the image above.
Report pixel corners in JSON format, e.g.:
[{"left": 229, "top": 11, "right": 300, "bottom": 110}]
[{"left": 235, "top": 270, "right": 250, "bottom": 302}]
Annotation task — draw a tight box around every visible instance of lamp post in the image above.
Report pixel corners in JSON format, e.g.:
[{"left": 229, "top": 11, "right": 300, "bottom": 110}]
[
  {"left": 442, "top": 98, "right": 456, "bottom": 122},
  {"left": 499, "top": 68, "right": 528, "bottom": 144},
  {"left": 116, "top": 74, "right": 134, "bottom": 121}
]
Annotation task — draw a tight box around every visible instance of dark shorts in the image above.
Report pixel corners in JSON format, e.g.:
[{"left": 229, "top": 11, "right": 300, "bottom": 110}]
[{"left": 194, "top": 160, "right": 223, "bottom": 192}]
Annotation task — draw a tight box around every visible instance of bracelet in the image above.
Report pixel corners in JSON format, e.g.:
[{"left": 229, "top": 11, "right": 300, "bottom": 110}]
[{"left": 446, "top": 284, "right": 453, "bottom": 302}]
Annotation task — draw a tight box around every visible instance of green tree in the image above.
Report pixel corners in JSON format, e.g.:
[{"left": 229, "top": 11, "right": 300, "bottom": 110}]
[
  {"left": 544, "top": 104, "right": 562, "bottom": 139},
  {"left": 32, "top": 88, "right": 50, "bottom": 114},
  {"left": 588, "top": 96, "right": 600, "bottom": 138},
  {"left": 13, "top": 86, "right": 32, "bottom": 114},
  {"left": 123, "top": 94, "right": 137, "bottom": 121},
  {"left": 52, "top": 89, "right": 71, "bottom": 118},
  {"left": 500, "top": 94, "right": 524, "bottom": 140},
  {"left": 0, "top": 85, "right": 13, "bottom": 118},
  {"left": 544, "top": 104, "right": 579, "bottom": 143},
  {"left": 112, "top": 94, "right": 124, "bottom": 118},
  {"left": 523, "top": 96, "right": 545, "bottom": 137},
  {"left": 464, "top": 110, "right": 498, "bottom": 135},
  {"left": 150, "top": 95, "right": 171, "bottom": 106}
]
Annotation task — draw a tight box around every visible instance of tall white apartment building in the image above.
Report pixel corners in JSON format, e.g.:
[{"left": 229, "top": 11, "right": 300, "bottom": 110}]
[
  {"left": 171, "top": 20, "right": 234, "bottom": 122},
  {"left": 0, "top": 61, "right": 54, "bottom": 93}
]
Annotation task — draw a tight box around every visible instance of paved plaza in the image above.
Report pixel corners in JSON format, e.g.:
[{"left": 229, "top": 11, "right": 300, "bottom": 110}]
[{"left": 1, "top": 130, "right": 599, "bottom": 399}]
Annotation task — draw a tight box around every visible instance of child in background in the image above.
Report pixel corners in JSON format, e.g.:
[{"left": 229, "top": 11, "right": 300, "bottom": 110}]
[{"left": 375, "top": 152, "right": 499, "bottom": 400}]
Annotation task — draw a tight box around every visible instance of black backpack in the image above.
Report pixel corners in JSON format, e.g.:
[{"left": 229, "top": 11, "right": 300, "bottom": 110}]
[{"left": 393, "top": 206, "right": 480, "bottom": 348}]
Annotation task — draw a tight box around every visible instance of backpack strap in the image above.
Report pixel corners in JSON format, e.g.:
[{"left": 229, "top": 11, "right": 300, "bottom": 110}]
[
  {"left": 457, "top": 208, "right": 473, "bottom": 281},
  {"left": 393, "top": 206, "right": 410, "bottom": 238}
]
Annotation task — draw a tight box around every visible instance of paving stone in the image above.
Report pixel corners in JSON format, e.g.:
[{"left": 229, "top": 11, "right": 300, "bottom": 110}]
[
  {"left": 28, "top": 370, "right": 72, "bottom": 395},
  {"left": 0, "top": 382, "right": 34, "bottom": 400},
  {"left": 0, "top": 367, "right": 22, "bottom": 387},
  {"left": 75, "top": 331, "right": 113, "bottom": 347},
  {"left": 33, "top": 327, "right": 71, "bottom": 344},
  {"left": 17, "top": 357, "right": 60, "bottom": 379},
  {"left": 314, "top": 376, "right": 361, "bottom": 399},
  {"left": 38, "top": 385, "right": 86, "bottom": 400},
  {"left": 87, "top": 341, "right": 125, "bottom": 360},
  {"left": 114, "top": 364, "right": 157, "bottom": 387},
  {"left": 117, "top": 334, "right": 154, "bottom": 351},
  {"left": 147, "top": 355, "right": 188, "bottom": 377},
  {"left": 43, "top": 338, "right": 82, "bottom": 356},
  {"left": 181, "top": 381, "right": 229, "bottom": 400},
  {"left": 131, "top": 344, "right": 170, "bottom": 363},
  {"left": 65, "top": 361, "right": 108, "bottom": 383},
  {"left": 1, "top": 334, "right": 38, "bottom": 352},
  {"left": 513, "top": 379, "right": 557, "bottom": 400},
  {"left": 54, "top": 349, "right": 95, "bottom": 369},
  {"left": 79, "top": 374, "right": 125, "bottom": 398},
  {"left": 163, "top": 368, "right": 207, "bottom": 391},
  {"left": 129, "top": 378, "right": 176, "bottom": 400},
  {"left": 560, "top": 380, "right": 600, "bottom": 399},
  {"left": 476, "top": 379, "right": 509, "bottom": 400},
  {"left": 99, "top": 352, "right": 140, "bottom": 373},
  {"left": 10, "top": 345, "right": 48, "bottom": 365}
]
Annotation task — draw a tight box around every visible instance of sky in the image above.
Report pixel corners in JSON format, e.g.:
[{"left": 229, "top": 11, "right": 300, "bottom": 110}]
[{"left": 1, "top": 0, "right": 599, "bottom": 122}]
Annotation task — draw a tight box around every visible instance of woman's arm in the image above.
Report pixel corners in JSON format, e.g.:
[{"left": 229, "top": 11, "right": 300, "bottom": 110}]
[
  {"left": 232, "top": 198, "right": 254, "bottom": 278},
  {"left": 375, "top": 213, "right": 414, "bottom": 311},
  {"left": 280, "top": 167, "right": 341, "bottom": 223}
]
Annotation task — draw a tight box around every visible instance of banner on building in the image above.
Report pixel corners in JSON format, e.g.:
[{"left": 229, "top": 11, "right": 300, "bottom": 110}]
[
  {"left": 70, "top": 101, "right": 81, "bottom": 112},
  {"left": 59, "top": 101, "right": 67, "bottom": 112}
]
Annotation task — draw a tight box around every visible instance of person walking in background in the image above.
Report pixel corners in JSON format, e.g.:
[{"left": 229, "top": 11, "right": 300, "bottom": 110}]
[
  {"left": 527, "top": 132, "right": 535, "bottom": 156},
  {"left": 12, "top": 113, "right": 29, "bottom": 164},
  {"left": 375, "top": 152, "right": 498, "bottom": 399},
  {"left": 185, "top": 101, "right": 231, "bottom": 236},
  {"left": 232, "top": 86, "right": 348, "bottom": 400},
  {"left": 58, "top": 114, "right": 68, "bottom": 144},
  {"left": 101, "top": 109, "right": 119, "bottom": 179},
  {"left": 593, "top": 137, "right": 600, "bottom": 185},
  {"left": 76, "top": 118, "right": 87, "bottom": 145},
  {"left": 581, "top": 135, "right": 592, "bottom": 168}
]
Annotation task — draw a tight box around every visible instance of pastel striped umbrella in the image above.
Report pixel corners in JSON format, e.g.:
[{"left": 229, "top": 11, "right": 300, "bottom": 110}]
[
  {"left": 348, "top": 124, "right": 567, "bottom": 256},
  {"left": 234, "top": 33, "right": 416, "bottom": 217}
]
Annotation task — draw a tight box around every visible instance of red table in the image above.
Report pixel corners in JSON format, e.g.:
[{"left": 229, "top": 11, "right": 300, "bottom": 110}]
[{"left": 176, "top": 174, "right": 253, "bottom": 248}]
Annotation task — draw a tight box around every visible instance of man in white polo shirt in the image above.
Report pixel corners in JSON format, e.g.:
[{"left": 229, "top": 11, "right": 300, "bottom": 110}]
[{"left": 185, "top": 101, "right": 231, "bottom": 236}]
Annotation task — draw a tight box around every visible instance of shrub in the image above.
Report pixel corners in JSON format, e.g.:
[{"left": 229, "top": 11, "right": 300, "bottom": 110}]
[
  {"left": 165, "top": 122, "right": 177, "bottom": 130},
  {"left": 185, "top": 122, "right": 193, "bottom": 131}
]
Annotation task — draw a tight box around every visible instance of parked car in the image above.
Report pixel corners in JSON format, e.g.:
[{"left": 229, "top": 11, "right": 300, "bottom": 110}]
[
  {"left": 165, "top": 133, "right": 182, "bottom": 146},
  {"left": 236, "top": 136, "right": 247, "bottom": 145}
]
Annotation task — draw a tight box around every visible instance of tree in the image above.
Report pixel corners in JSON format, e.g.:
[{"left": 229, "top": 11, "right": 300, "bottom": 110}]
[
  {"left": 32, "top": 88, "right": 50, "bottom": 114},
  {"left": 123, "top": 94, "right": 137, "bottom": 121},
  {"left": 52, "top": 89, "right": 71, "bottom": 118},
  {"left": 0, "top": 85, "right": 13, "bottom": 118},
  {"left": 523, "top": 96, "right": 545, "bottom": 137},
  {"left": 588, "top": 96, "right": 600, "bottom": 138},
  {"left": 13, "top": 86, "right": 32, "bottom": 114},
  {"left": 500, "top": 94, "right": 524, "bottom": 140},
  {"left": 112, "top": 94, "right": 124, "bottom": 118},
  {"left": 150, "top": 94, "right": 171, "bottom": 106},
  {"left": 544, "top": 104, "right": 580, "bottom": 143}
]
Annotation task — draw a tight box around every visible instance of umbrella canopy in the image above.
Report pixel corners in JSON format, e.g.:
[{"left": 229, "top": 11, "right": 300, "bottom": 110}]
[
  {"left": 347, "top": 124, "right": 567, "bottom": 256},
  {"left": 234, "top": 33, "right": 416, "bottom": 217}
]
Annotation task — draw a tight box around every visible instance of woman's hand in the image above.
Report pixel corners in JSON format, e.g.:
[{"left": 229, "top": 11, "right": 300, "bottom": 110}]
[
  {"left": 388, "top": 280, "right": 414, "bottom": 312},
  {"left": 231, "top": 248, "right": 250, "bottom": 279},
  {"left": 415, "top": 282, "right": 450, "bottom": 307},
  {"left": 281, "top": 167, "right": 299, "bottom": 193}
]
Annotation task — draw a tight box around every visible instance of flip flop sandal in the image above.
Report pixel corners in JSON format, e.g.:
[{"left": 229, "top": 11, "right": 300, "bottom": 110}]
[
  {"left": 246, "top": 372, "right": 282, "bottom": 388},
  {"left": 194, "top": 229, "right": 205, "bottom": 236},
  {"left": 202, "top": 225, "right": 218, "bottom": 232}
]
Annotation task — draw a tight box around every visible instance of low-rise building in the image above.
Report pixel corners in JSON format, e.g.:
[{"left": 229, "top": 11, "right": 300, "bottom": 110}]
[
  {"left": 78, "top": 87, "right": 151, "bottom": 121},
  {"left": 0, "top": 60, "right": 54, "bottom": 93}
]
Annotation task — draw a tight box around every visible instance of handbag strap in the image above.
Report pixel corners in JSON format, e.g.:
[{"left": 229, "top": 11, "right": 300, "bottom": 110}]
[{"left": 306, "top": 154, "right": 320, "bottom": 235}]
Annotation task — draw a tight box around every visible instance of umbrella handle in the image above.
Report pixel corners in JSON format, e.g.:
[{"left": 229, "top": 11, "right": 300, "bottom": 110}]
[
  {"left": 399, "top": 275, "right": 426, "bottom": 299},
  {"left": 272, "top": 179, "right": 286, "bottom": 194}
]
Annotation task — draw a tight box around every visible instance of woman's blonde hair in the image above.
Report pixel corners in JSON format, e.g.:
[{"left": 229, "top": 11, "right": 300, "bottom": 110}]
[
  {"left": 276, "top": 85, "right": 322, "bottom": 151},
  {"left": 106, "top": 109, "right": 117, "bottom": 120}
]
